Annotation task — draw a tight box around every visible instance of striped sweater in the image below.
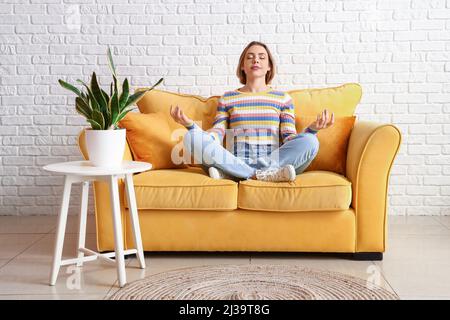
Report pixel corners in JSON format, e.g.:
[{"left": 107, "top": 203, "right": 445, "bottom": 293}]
[{"left": 186, "top": 87, "right": 317, "bottom": 163}]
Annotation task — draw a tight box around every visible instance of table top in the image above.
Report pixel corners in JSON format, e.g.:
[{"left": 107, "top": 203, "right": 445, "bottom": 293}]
[{"left": 43, "top": 160, "right": 152, "bottom": 176}]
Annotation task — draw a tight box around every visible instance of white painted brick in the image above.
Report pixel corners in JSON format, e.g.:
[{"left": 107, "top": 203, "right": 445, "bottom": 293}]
[
  {"left": 35, "top": 177, "right": 64, "bottom": 186},
  {"left": 211, "top": 4, "right": 242, "bottom": 14},
  {"left": 376, "top": 21, "right": 410, "bottom": 31},
  {"left": 391, "top": 196, "right": 423, "bottom": 206},
  {"left": 19, "top": 187, "right": 53, "bottom": 196},
  {"left": 409, "top": 165, "right": 442, "bottom": 175},
  {"left": 0, "top": 186, "right": 18, "bottom": 196},
  {"left": 326, "top": 12, "right": 358, "bottom": 22},
  {"left": 377, "top": 0, "right": 410, "bottom": 10},
  {"left": 394, "top": 94, "right": 426, "bottom": 104},
  {"left": 424, "top": 196, "right": 450, "bottom": 206},
  {"left": 409, "top": 145, "right": 441, "bottom": 155},
  {"left": 426, "top": 114, "right": 450, "bottom": 124},
  {"left": 310, "top": 23, "right": 343, "bottom": 33},
  {"left": 162, "top": 15, "right": 193, "bottom": 25},
  {"left": 35, "top": 157, "right": 67, "bottom": 166},
  {"left": 2, "top": 176, "right": 35, "bottom": 186},
  {"left": 407, "top": 206, "right": 442, "bottom": 215},
  {"left": 19, "top": 167, "right": 46, "bottom": 176},
  {"left": 3, "top": 196, "right": 35, "bottom": 206},
  {"left": 427, "top": 156, "right": 450, "bottom": 165},
  {"left": 406, "top": 186, "right": 439, "bottom": 196},
  {"left": 409, "top": 125, "right": 441, "bottom": 134},
  {"left": 428, "top": 9, "right": 450, "bottom": 19}
]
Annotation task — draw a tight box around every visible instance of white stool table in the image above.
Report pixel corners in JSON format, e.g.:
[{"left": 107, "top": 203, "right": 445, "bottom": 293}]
[{"left": 43, "top": 160, "right": 152, "bottom": 287}]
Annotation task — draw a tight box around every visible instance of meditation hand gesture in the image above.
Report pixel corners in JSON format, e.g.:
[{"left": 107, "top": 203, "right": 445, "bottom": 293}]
[
  {"left": 308, "top": 109, "right": 335, "bottom": 132},
  {"left": 170, "top": 105, "right": 194, "bottom": 127}
]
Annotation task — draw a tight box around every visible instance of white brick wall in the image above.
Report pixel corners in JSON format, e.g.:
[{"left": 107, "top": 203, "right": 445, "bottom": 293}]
[{"left": 1, "top": 0, "right": 450, "bottom": 216}]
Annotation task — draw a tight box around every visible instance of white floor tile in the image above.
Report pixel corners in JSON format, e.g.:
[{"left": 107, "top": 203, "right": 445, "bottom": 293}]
[
  {"left": 387, "top": 216, "right": 450, "bottom": 236},
  {"left": 0, "top": 216, "right": 56, "bottom": 234},
  {"left": 376, "top": 234, "right": 450, "bottom": 297},
  {"left": 0, "top": 257, "right": 118, "bottom": 296},
  {"left": 0, "top": 234, "right": 44, "bottom": 260},
  {"left": 14, "top": 233, "right": 97, "bottom": 262},
  {"left": 434, "top": 216, "right": 450, "bottom": 229},
  {"left": 49, "top": 214, "right": 97, "bottom": 234}
]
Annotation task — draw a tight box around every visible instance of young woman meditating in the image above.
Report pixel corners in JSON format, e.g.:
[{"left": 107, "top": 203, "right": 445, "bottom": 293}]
[{"left": 170, "top": 41, "right": 334, "bottom": 182}]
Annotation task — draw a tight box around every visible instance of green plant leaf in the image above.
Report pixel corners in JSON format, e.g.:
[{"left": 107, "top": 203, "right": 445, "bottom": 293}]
[
  {"left": 107, "top": 46, "right": 116, "bottom": 77},
  {"left": 115, "top": 106, "right": 137, "bottom": 124},
  {"left": 123, "top": 77, "right": 163, "bottom": 108},
  {"left": 109, "top": 90, "right": 120, "bottom": 127},
  {"left": 58, "top": 79, "right": 82, "bottom": 97},
  {"left": 87, "top": 119, "right": 102, "bottom": 130},
  {"left": 100, "top": 88, "right": 111, "bottom": 127},
  {"left": 119, "top": 78, "right": 129, "bottom": 111},
  {"left": 77, "top": 79, "right": 100, "bottom": 113},
  {"left": 100, "top": 88, "right": 109, "bottom": 103},
  {"left": 75, "top": 97, "right": 92, "bottom": 119},
  {"left": 91, "top": 72, "right": 107, "bottom": 114},
  {"left": 124, "top": 90, "right": 148, "bottom": 109},
  {"left": 92, "top": 109, "right": 105, "bottom": 130},
  {"left": 150, "top": 77, "right": 164, "bottom": 90}
]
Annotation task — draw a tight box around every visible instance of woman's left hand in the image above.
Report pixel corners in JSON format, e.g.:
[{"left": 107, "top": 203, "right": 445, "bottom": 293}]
[{"left": 308, "top": 109, "right": 335, "bottom": 132}]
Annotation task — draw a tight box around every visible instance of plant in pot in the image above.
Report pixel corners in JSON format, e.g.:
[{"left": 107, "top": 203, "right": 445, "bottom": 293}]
[{"left": 58, "top": 47, "right": 163, "bottom": 168}]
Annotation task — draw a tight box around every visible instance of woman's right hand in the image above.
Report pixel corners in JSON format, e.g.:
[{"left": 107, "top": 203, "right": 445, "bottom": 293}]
[{"left": 170, "top": 105, "right": 194, "bottom": 127}]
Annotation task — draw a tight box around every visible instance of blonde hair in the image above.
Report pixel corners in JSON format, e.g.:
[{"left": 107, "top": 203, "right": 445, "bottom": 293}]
[{"left": 236, "top": 41, "right": 276, "bottom": 85}]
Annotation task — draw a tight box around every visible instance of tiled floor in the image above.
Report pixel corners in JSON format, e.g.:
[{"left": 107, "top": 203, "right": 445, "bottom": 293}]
[{"left": 0, "top": 214, "right": 449, "bottom": 300}]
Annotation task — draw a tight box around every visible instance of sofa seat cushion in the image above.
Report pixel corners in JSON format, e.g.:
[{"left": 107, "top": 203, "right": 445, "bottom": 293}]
[
  {"left": 126, "top": 167, "right": 238, "bottom": 211},
  {"left": 238, "top": 171, "right": 352, "bottom": 212}
]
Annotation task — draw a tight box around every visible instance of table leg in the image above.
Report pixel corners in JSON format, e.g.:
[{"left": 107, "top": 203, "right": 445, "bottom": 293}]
[
  {"left": 77, "top": 181, "right": 89, "bottom": 267},
  {"left": 108, "top": 175, "right": 126, "bottom": 287},
  {"left": 49, "top": 175, "right": 72, "bottom": 286},
  {"left": 125, "top": 173, "right": 146, "bottom": 269}
]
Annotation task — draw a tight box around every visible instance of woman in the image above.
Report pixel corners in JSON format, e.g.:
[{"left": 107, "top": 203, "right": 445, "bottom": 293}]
[{"left": 170, "top": 41, "right": 334, "bottom": 182}]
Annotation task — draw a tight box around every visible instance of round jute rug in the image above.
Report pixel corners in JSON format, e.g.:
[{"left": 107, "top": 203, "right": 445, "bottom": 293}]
[{"left": 108, "top": 264, "right": 398, "bottom": 300}]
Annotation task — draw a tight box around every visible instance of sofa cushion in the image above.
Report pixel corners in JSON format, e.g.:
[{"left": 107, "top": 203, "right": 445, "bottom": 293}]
[
  {"left": 125, "top": 166, "right": 238, "bottom": 211},
  {"left": 238, "top": 171, "right": 352, "bottom": 212},
  {"left": 136, "top": 89, "right": 219, "bottom": 131},
  {"left": 287, "top": 83, "right": 361, "bottom": 117},
  {"left": 118, "top": 111, "right": 188, "bottom": 169},
  {"left": 297, "top": 116, "right": 356, "bottom": 175}
]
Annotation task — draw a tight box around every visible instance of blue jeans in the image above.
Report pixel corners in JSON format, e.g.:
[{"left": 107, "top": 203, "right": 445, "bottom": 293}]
[{"left": 183, "top": 128, "right": 319, "bottom": 181}]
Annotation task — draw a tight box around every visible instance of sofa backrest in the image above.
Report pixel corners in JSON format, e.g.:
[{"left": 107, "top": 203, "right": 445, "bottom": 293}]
[{"left": 136, "top": 83, "right": 362, "bottom": 133}]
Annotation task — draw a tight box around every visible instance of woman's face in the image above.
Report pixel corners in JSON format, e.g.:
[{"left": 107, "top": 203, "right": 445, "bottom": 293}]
[{"left": 241, "top": 45, "right": 271, "bottom": 80}]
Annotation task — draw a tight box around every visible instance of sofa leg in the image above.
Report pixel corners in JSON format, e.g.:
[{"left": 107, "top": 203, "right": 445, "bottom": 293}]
[{"left": 351, "top": 252, "right": 383, "bottom": 261}]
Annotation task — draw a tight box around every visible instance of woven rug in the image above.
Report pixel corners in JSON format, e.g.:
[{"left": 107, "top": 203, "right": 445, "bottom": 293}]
[{"left": 108, "top": 264, "right": 399, "bottom": 300}]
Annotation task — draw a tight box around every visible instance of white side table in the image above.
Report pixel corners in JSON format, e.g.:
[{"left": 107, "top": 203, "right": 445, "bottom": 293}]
[{"left": 43, "top": 160, "right": 152, "bottom": 287}]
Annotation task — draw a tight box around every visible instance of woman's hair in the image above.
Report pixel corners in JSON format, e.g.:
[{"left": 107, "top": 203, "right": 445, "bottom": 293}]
[{"left": 236, "top": 41, "right": 276, "bottom": 85}]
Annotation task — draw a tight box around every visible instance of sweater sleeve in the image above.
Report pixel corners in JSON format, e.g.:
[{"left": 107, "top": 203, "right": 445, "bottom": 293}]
[
  {"left": 280, "top": 93, "right": 298, "bottom": 143},
  {"left": 205, "top": 95, "right": 228, "bottom": 144}
]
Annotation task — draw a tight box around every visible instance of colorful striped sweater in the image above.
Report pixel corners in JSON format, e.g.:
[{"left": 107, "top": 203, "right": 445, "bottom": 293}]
[{"left": 186, "top": 87, "right": 317, "bottom": 162}]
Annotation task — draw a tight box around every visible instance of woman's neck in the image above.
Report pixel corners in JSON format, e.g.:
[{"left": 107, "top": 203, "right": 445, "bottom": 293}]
[{"left": 238, "top": 80, "right": 270, "bottom": 93}]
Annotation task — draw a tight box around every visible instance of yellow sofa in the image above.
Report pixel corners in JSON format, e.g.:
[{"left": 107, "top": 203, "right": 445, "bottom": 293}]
[{"left": 77, "top": 83, "right": 401, "bottom": 260}]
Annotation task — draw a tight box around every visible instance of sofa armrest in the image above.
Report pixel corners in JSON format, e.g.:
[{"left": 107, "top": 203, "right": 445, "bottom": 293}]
[
  {"left": 346, "top": 121, "right": 402, "bottom": 252},
  {"left": 77, "top": 128, "right": 133, "bottom": 161}
]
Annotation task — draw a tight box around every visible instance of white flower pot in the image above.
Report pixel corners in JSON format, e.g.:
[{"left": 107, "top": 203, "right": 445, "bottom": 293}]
[{"left": 85, "top": 128, "right": 126, "bottom": 168}]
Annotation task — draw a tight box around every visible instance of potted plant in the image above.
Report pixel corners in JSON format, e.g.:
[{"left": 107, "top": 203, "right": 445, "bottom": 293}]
[{"left": 59, "top": 47, "right": 163, "bottom": 168}]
